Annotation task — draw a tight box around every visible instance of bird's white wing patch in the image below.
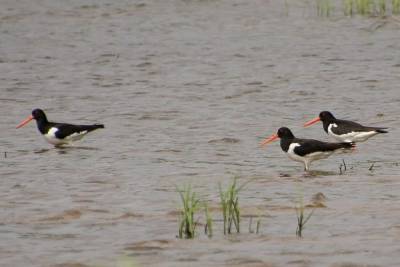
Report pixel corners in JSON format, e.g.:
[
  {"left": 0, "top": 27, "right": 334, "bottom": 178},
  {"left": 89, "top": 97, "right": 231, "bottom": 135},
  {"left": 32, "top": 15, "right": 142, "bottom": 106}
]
[
  {"left": 286, "top": 143, "right": 305, "bottom": 163},
  {"left": 65, "top": 130, "right": 88, "bottom": 141},
  {"left": 44, "top": 127, "right": 65, "bottom": 145},
  {"left": 46, "top": 127, "right": 58, "bottom": 138}
]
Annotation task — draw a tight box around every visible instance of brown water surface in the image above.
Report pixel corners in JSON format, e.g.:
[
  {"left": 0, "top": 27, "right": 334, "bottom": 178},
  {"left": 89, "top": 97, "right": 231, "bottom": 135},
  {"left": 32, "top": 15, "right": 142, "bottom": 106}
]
[{"left": 1, "top": 0, "right": 400, "bottom": 266}]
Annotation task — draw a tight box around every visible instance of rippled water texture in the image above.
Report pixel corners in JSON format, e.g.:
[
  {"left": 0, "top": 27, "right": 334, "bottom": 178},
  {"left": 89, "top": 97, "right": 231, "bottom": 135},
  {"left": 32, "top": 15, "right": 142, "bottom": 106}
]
[{"left": 1, "top": 0, "right": 400, "bottom": 266}]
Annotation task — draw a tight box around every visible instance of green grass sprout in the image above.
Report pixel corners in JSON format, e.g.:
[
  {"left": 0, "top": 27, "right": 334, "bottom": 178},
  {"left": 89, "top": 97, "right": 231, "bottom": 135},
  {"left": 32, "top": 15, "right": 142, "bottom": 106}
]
[{"left": 176, "top": 184, "right": 201, "bottom": 239}]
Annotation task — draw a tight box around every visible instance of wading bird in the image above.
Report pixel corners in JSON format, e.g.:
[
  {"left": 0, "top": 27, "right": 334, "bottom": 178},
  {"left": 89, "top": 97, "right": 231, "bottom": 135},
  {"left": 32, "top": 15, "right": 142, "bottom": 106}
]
[
  {"left": 16, "top": 109, "right": 104, "bottom": 147},
  {"left": 261, "top": 127, "right": 354, "bottom": 171},
  {"left": 304, "top": 111, "right": 387, "bottom": 143}
]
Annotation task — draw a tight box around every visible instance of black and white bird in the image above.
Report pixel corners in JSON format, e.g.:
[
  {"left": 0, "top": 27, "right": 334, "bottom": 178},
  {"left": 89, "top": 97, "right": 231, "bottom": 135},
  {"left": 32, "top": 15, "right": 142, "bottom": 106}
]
[
  {"left": 261, "top": 127, "right": 354, "bottom": 171},
  {"left": 304, "top": 111, "right": 388, "bottom": 143},
  {"left": 16, "top": 109, "right": 104, "bottom": 147}
]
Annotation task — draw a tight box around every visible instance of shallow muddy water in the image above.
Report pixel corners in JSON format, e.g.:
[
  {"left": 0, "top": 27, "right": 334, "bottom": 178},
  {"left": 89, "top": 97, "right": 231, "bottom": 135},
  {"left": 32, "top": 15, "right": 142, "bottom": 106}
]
[{"left": 1, "top": 0, "right": 400, "bottom": 266}]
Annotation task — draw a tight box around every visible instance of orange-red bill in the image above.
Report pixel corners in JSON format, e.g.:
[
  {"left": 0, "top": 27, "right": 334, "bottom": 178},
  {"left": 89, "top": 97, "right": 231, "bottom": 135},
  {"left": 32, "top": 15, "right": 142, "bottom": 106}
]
[
  {"left": 260, "top": 134, "right": 278, "bottom": 147},
  {"left": 16, "top": 115, "right": 34, "bottom": 129},
  {"left": 304, "top": 117, "right": 321, "bottom": 127}
]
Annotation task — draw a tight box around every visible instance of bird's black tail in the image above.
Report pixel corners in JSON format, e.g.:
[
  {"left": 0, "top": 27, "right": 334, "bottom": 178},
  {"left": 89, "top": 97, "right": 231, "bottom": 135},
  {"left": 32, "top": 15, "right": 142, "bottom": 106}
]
[
  {"left": 82, "top": 124, "right": 105, "bottom": 132},
  {"left": 94, "top": 124, "right": 105, "bottom": 129},
  {"left": 338, "top": 142, "right": 356, "bottom": 150},
  {"left": 376, "top": 129, "right": 388, "bottom": 133}
]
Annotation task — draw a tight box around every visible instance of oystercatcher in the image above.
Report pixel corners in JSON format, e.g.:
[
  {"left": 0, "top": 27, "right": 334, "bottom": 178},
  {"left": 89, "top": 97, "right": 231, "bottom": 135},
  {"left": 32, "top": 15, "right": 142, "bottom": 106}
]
[
  {"left": 304, "top": 111, "right": 388, "bottom": 143},
  {"left": 16, "top": 109, "right": 104, "bottom": 146},
  {"left": 261, "top": 127, "right": 354, "bottom": 171}
]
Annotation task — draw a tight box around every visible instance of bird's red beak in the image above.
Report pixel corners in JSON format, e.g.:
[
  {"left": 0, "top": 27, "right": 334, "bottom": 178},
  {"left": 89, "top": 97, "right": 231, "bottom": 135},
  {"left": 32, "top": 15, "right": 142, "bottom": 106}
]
[
  {"left": 16, "top": 115, "right": 34, "bottom": 129},
  {"left": 304, "top": 117, "right": 321, "bottom": 127},
  {"left": 260, "top": 134, "right": 279, "bottom": 147}
]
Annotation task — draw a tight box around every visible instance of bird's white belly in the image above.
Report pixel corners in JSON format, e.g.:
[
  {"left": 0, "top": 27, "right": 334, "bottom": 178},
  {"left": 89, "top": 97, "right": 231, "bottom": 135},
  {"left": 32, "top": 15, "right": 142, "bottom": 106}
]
[
  {"left": 286, "top": 143, "right": 335, "bottom": 171},
  {"left": 328, "top": 124, "right": 377, "bottom": 142},
  {"left": 43, "top": 127, "right": 87, "bottom": 146},
  {"left": 287, "top": 144, "right": 333, "bottom": 162},
  {"left": 304, "top": 151, "right": 333, "bottom": 161},
  {"left": 64, "top": 131, "right": 88, "bottom": 142},
  {"left": 43, "top": 128, "right": 65, "bottom": 145},
  {"left": 286, "top": 143, "right": 306, "bottom": 163},
  {"left": 43, "top": 135, "right": 66, "bottom": 145}
]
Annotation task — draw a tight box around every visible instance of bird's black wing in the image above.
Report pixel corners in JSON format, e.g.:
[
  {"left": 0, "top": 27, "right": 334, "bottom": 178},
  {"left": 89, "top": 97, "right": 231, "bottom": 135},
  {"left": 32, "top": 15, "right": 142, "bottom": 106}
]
[
  {"left": 294, "top": 138, "right": 353, "bottom": 157},
  {"left": 333, "top": 119, "right": 387, "bottom": 135},
  {"left": 51, "top": 123, "right": 104, "bottom": 139}
]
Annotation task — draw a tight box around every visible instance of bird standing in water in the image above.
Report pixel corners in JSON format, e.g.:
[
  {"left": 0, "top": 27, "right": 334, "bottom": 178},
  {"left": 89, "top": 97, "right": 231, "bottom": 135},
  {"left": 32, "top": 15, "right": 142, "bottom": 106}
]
[
  {"left": 304, "top": 111, "right": 387, "bottom": 143},
  {"left": 261, "top": 127, "right": 354, "bottom": 171},
  {"left": 16, "top": 109, "right": 104, "bottom": 147}
]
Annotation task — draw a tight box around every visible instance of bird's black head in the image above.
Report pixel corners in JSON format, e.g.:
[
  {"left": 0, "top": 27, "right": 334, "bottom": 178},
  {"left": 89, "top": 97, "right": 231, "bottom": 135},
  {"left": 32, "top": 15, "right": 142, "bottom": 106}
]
[
  {"left": 277, "top": 127, "right": 295, "bottom": 139},
  {"left": 16, "top": 108, "right": 49, "bottom": 129},
  {"left": 31, "top": 109, "right": 47, "bottom": 121},
  {"left": 319, "top": 111, "right": 336, "bottom": 122}
]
